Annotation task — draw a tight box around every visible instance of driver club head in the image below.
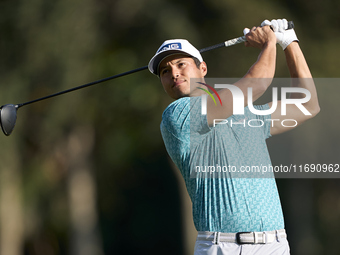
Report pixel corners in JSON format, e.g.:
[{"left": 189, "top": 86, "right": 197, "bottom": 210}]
[{"left": 0, "top": 104, "right": 18, "bottom": 136}]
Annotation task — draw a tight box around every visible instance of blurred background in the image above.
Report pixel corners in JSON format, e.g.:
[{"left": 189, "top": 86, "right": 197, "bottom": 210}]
[{"left": 0, "top": 0, "right": 339, "bottom": 254}]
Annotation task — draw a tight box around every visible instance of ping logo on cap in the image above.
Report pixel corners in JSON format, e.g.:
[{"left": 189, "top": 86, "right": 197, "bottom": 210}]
[{"left": 158, "top": 43, "right": 182, "bottom": 53}]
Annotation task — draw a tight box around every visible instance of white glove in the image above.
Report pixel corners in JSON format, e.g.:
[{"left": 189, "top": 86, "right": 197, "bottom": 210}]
[
  {"left": 243, "top": 28, "right": 250, "bottom": 35},
  {"left": 261, "top": 18, "right": 298, "bottom": 50}
]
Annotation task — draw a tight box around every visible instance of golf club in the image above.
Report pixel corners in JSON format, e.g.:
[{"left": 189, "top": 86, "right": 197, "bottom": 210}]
[{"left": 0, "top": 21, "right": 294, "bottom": 136}]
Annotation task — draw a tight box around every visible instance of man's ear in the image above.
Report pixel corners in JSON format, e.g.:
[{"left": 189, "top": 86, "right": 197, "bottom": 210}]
[{"left": 200, "top": 61, "right": 207, "bottom": 76}]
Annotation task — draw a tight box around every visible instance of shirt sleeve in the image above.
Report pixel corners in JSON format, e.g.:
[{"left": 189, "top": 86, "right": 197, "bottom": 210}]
[
  {"left": 160, "top": 97, "right": 211, "bottom": 173},
  {"left": 161, "top": 97, "right": 211, "bottom": 143}
]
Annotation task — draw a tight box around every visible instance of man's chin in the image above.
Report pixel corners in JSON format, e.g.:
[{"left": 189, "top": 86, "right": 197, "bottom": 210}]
[{"left": 172, "top": 92, "right": 191, "bottom": 100}]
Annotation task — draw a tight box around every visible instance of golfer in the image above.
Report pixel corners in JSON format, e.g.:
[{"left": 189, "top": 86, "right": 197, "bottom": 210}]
[{"left": 148, "top": 19, "right": 319, "bottom": 255}]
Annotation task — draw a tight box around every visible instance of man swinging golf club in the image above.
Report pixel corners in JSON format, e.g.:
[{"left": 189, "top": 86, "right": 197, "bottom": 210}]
[{"left": 148, "top": 18, "right": 320, "bottom": 254}]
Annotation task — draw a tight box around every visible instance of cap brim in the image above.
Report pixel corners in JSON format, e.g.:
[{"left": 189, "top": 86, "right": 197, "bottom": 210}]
[{"left": 149, "top": 50, "right": 190, "bottom": 75}]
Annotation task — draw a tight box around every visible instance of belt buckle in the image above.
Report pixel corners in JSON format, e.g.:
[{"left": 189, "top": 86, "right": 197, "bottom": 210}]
[{"left": 236, "top": 232, "right": 254, "bottom": 244}]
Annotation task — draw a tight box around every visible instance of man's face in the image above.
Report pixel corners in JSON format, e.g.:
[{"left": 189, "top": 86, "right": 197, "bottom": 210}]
[{"left": 159, "top": 54, "right": 207, "bottom": 100}]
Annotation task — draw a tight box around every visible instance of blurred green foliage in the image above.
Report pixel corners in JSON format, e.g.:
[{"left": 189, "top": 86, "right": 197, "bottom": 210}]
[{"left": 0, "top": 0, "right": 339, "bottom": 254}]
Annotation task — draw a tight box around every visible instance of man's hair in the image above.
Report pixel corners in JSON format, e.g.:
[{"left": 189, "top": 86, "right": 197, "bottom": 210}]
[{"left": 192, "top": 57, "right": 201, "bottom": 69}]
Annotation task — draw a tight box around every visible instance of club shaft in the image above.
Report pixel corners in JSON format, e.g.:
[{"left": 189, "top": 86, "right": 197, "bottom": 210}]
[
  {"left": 17, "top": 65, "right": 148, "bottom": 108},
  {"left": 199, "top": 36, "right": 246, "bottom": 53},
  {"left": 17, "top": 39, "right": 239, "bottom": 108},
  {"left": 16, "top": 21, "right": 294, "bottom": 108}
]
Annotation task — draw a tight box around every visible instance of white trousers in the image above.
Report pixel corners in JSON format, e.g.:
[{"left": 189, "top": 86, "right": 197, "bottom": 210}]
[{"left": 194, "top": 232, "right": 290, "bottom": 255}]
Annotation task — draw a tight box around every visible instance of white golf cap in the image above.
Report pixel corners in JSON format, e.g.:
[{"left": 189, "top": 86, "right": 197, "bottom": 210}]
[{"left": 148, "top": 39, "right": 203, "bottom": 75}]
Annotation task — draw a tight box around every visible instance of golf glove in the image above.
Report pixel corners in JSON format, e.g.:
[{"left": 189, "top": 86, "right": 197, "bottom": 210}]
[{"left": 261, "top": 19, "right": 298, "bottom": 50}]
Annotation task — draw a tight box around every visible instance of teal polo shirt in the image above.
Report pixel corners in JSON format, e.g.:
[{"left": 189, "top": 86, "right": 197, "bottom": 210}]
[{"left": 160, "top": 96, "right": 284, "bottom": 233}]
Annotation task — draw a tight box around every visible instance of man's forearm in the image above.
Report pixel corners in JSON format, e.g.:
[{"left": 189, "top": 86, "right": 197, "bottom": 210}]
[
  {"left": 232, "top": 40, "right": 277, "bottom": 104},
  {"left": 206, "top": 34, "right": 277, "bottom": 126},
  {"left": 245, "top": 40, "right": 277, "bottom": 80},
  {"left": 285, "top": 42, "right": 311, "bottom": 78},
  {"left": 285, "top": 42, "right": 320, "bottom": 115}
]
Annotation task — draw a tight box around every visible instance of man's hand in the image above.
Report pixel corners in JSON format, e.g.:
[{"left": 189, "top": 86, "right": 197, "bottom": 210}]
[
  {"left": 243, "top": 25, "right": 276, "bottom": 49},
  {"left": 261, "top": 19, "right": 299, "bottom": 50}
]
